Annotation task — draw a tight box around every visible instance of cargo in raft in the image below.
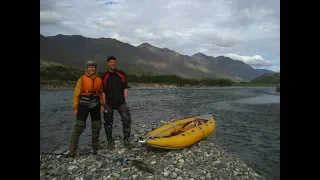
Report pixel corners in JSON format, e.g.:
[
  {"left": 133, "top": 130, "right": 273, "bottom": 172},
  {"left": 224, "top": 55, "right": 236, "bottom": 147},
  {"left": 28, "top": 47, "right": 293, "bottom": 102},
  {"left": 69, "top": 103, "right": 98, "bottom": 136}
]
[{"left": 139, "top": 114, "right": 216, "bottom": 149}]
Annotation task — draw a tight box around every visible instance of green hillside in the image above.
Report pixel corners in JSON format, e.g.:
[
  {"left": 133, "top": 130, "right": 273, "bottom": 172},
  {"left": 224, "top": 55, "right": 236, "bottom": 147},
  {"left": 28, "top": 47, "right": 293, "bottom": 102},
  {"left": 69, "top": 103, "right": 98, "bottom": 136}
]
[
  {"left": 40, "top": 60, "right": 235, "bottom": 88},
  {"left": 40, "top": 59, "right": 85, "bottom": 89},
  {"left": 40, "top": 59, "right": 85, "bottom": 81},
  {"left": 250, "top": 73, "right": 280, "bottom": 84}
]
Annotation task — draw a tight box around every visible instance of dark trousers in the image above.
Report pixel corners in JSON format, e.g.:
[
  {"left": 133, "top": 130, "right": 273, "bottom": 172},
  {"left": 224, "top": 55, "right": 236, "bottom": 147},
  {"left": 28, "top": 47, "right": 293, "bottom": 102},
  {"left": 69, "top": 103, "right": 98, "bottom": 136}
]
[
  {"left": 103, "top": 103, "right": 132, "bottom": 141},
  {"left": 71, "top": 103, "right": 102, "bottom": 143}
]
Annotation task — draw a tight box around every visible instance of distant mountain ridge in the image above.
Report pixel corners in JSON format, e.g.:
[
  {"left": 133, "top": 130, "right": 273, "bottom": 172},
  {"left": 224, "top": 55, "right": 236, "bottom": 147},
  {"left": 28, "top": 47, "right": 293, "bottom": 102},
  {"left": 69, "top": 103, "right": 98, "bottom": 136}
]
[
  {"left": 255, "top": 69, "right": 275, "bottom": 76},
  {"left": 250, "top": 72, "right": 280, "bottom": 84},
  {"left": 40, "top": 34, "right": 268, "bottom": 81}
]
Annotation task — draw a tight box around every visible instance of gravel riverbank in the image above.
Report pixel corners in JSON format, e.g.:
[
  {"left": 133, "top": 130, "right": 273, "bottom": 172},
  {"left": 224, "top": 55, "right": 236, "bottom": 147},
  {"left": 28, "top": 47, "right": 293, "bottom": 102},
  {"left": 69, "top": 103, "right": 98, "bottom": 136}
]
[{"left": 40, "top": 120, "right": 266, "bottom": 180}]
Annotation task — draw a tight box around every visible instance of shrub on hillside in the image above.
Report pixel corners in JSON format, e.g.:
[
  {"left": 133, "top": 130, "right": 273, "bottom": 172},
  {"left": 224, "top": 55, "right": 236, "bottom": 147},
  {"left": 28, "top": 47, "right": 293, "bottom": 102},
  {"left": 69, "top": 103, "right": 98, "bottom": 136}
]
[{"left": 40, "top": 61, "right": 235, "bottom": 87}]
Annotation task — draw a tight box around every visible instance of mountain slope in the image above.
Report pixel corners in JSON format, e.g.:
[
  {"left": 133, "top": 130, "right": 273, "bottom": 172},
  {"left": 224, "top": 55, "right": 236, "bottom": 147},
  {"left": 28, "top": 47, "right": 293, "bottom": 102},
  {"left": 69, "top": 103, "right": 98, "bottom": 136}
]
[
  {"left": 250, "top": 73, "right": 280, "bottom": 84},
  {"left": 189, "top": 53, "right": 259, "bottom": 81},
  {"left": 41, "top": 34, "right": 262, "bottom": 81},
  {"left": 40, "top": 59, "right": 85, "bottom": 81},
  {"left": 255, "top": 69, "right": 274, "bottom": 76},
  {"left": 40, "top": 34, "right": 86, "bottom": 68},
  {"left": 46, "top": 35, "right": 178, "bottom": 75},
  {"left": 137, "top": 43, "right": 260, "bottom": 81}
]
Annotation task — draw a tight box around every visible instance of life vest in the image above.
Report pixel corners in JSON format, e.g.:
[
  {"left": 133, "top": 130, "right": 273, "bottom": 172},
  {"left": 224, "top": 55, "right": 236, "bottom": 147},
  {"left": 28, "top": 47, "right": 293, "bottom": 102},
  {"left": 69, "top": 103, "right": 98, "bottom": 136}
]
[
  {"left": 80, "top": 74, "right": 103, "bottom": 97},
  {"left": 103, "top": 71, "right": 126, "bottom": 86}
]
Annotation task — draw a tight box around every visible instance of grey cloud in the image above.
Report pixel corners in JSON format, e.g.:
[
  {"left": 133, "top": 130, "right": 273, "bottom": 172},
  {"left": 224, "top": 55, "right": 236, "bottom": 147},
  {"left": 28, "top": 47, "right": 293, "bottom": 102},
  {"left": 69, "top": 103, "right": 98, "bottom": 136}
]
[
  {"left": 41, "top": 20, "right": 81, "bottom": 36},
  {"left": 218, "top": 0, "right": 279, "bottom": 29},
  {"left": 213, "top": 39, "right": 238, "bottom": 48},
  {"left": 40, "top": 11, "right": 62, "bottom": 25},
  {"left": 40, "top": 0, "right": 55, "bottom": 11},
  {"left": 252, "top": 62, "right": 280, "bottom": 72},
  {"left": 40, "top": 0, "right": 280, "bottom": 71},
  {"left": 40, "top": 0, "right": 73, "bottom": 10},
  {"left": 40, "top": 0, "right": 67, "bottom": 25},
  {"left": 224, "top": 53, "right": 280, "bottom": 72}
]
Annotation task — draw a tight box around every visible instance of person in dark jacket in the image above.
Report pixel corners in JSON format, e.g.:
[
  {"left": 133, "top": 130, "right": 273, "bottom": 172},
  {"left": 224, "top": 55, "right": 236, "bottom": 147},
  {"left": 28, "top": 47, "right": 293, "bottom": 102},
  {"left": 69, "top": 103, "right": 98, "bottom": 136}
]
[{"left": 101, "top": 56, "right": 132, "bottom": 149}]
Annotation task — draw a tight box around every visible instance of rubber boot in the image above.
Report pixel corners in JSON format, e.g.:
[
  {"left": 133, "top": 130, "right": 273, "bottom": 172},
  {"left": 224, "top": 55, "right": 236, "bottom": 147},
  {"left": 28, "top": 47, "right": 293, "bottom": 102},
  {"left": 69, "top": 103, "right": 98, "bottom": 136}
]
[
  {"left": 92, "top": 135, "right": 100, "bottom": 154},
  {"left": 107, "top": 141, "right": 115, "bottom": 150},
  {"left": 69, "top": 133, "right": 79, "bottom": 157},
  {"left": 107, "top": 136, "right": 115, "bottom": 150},
  {"left": 123, "top": 138, "right": 132, "bottom": 149},
  {"left": 104, "top": 122, "right": 115, "bottom": 150},
  {"left": 119, "top": 109, "right": 132, "bottom": 149}
]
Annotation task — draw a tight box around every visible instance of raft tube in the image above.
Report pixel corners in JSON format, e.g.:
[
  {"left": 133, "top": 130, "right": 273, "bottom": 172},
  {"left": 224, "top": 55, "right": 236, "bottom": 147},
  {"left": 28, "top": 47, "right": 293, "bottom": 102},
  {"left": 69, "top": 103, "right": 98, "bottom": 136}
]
[{"left": 139, "top": 114, "right": 216, "bottom": 149}]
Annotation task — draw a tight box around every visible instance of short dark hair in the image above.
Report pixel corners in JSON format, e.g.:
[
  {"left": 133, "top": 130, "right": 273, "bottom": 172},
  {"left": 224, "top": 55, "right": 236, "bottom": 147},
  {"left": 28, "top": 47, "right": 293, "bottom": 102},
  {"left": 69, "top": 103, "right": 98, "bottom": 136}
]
[{"left": 107, "top": 56, "right": 117, "bottom": 62}]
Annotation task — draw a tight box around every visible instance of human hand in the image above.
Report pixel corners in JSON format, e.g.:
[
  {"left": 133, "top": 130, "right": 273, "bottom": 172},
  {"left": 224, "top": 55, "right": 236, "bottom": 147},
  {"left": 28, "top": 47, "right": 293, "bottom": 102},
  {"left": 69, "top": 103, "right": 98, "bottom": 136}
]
[
  {"left": 73, "top": 109, "right": 78, "bottom": 116},
  {"left": 100, "top": 105, "right": 104, "bottom": 112},
  {"left": 125, "top": 99, "right": 129, "bottom": 108}
]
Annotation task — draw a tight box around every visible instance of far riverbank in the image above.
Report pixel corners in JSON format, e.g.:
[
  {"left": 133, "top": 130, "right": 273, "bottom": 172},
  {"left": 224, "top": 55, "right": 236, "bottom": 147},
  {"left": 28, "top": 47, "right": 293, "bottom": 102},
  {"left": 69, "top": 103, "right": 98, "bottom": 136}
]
[{"left": 40, "top": 80, "right": 276, "bottom": 90}]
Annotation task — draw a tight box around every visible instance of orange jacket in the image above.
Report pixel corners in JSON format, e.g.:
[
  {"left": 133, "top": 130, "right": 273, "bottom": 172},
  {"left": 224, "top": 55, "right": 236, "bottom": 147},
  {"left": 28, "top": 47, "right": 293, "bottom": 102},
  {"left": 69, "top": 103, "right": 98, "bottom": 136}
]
[{"left": 72, "top": 72, "right": 104, "bottom": 110}]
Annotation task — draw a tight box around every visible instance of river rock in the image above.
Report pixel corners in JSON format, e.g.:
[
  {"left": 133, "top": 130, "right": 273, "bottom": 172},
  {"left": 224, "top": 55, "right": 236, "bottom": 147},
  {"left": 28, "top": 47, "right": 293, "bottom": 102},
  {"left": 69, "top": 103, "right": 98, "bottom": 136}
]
[{"left": 39, "top": 120, "right": 266, "bottom": 180}]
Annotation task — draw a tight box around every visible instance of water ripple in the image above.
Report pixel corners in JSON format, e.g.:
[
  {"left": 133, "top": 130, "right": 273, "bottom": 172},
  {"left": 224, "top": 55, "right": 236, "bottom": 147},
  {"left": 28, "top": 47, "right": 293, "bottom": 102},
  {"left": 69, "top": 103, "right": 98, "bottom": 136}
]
[{"left": 40, "top": 87, "right": 280, "bottom": 180}]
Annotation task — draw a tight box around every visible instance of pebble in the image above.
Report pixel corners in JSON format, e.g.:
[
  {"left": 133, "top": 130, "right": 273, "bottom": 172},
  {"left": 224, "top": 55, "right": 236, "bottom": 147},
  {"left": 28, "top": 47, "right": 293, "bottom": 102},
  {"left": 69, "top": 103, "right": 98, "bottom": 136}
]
[
  {"left": 121, "top": 168, "right": 130, "bottom": 172},
  {"left": 206, "top": 172, "right": 212, "bottom": 178},
  {"left": 171, "top": 172, "right": 178, "bottom": 179},
  {"left": 224, "top": 163, "right": 230, "bottom": 167},
  {"left": 53, "top": 149, "right": 65, "bottom": 154},
  {"left": 150, "top": 160, "right": 156, "bottom": 165},
  {"left": 212, "top": 160, "right": 221, "bottom": 166},
  {"left": 234, "top": 171, "right": 241, "bottom": 176},
  {"left": 112, "top": 172, "right": 120, "bottom": 178},
  {"left": 39, "top": 121, "right": 266, "bottom": 180},
  {"left": 67, "top": 165, "right": 77, "bottom": 174}
]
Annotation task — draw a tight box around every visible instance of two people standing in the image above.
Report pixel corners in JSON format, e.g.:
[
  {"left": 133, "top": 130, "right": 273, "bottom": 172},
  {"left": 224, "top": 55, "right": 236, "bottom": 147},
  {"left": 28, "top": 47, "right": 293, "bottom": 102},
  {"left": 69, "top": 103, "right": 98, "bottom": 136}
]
[{"left": 69, "top": 56, "right": 132, "bottom": 157}]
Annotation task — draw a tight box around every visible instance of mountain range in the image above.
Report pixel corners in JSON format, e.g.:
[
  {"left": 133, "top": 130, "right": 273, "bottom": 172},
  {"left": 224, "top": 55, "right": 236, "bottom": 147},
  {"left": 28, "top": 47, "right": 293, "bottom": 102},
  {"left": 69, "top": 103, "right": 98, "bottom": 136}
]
[
  {"left": 40, "top": 34, "right": 273, "bottom": 81},
  {"left": 255, "top": 69, "right": 274, "bottom": 75}
]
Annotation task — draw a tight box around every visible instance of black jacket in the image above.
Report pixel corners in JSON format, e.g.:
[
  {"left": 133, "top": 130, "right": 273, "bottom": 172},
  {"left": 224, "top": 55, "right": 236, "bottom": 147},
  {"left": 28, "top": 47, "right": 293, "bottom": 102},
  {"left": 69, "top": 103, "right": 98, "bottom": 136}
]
[{"left": 101, "top": 69, "right": 129, "bottom": 105}]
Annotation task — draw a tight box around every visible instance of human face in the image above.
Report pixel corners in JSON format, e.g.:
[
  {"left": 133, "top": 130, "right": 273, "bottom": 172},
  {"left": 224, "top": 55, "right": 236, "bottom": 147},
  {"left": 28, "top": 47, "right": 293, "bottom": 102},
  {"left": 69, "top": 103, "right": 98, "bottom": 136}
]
[
  {"left": 87, "top": 65, "right": 96, "bottom": 75},
  {"left": 107, "top": 60, "right": 117, "bottom": 70}
]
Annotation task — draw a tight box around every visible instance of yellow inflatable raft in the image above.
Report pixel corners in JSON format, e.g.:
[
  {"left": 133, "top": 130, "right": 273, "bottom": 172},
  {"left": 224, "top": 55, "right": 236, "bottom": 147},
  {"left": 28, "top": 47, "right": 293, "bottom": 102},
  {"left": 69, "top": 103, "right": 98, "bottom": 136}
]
[{"left": 138, "top": 114, "right": 216, "bottom": 149}]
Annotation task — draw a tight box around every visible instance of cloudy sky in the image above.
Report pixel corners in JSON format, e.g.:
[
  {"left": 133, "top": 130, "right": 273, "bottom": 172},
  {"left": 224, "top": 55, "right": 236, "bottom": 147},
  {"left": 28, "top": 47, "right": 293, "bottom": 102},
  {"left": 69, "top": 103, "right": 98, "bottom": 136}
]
[{"left": 40, "top": 0, "right": 280, "bottom": 72}]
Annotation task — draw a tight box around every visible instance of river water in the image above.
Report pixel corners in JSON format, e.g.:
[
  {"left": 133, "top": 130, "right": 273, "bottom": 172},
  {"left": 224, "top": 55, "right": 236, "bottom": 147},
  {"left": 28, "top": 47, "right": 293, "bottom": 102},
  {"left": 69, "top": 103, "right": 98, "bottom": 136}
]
[{"left": 40, "top": 87, "right": 280, "bottom": 180}]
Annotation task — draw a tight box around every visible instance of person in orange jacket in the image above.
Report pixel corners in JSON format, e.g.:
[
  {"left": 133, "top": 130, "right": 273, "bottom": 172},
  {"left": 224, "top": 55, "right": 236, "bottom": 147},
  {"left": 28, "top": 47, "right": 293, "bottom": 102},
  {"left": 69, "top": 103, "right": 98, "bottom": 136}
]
[{"left": 69, "top": 61, "right": 105, "bottom": 157}]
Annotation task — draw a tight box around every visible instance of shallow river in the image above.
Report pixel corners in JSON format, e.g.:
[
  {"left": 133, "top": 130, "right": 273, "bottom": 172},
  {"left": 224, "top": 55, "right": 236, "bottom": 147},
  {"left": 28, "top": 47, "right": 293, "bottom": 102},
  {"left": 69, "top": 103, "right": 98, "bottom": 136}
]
[{"left": 40, "top": 87, "right": 280, "bottom": 180}]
